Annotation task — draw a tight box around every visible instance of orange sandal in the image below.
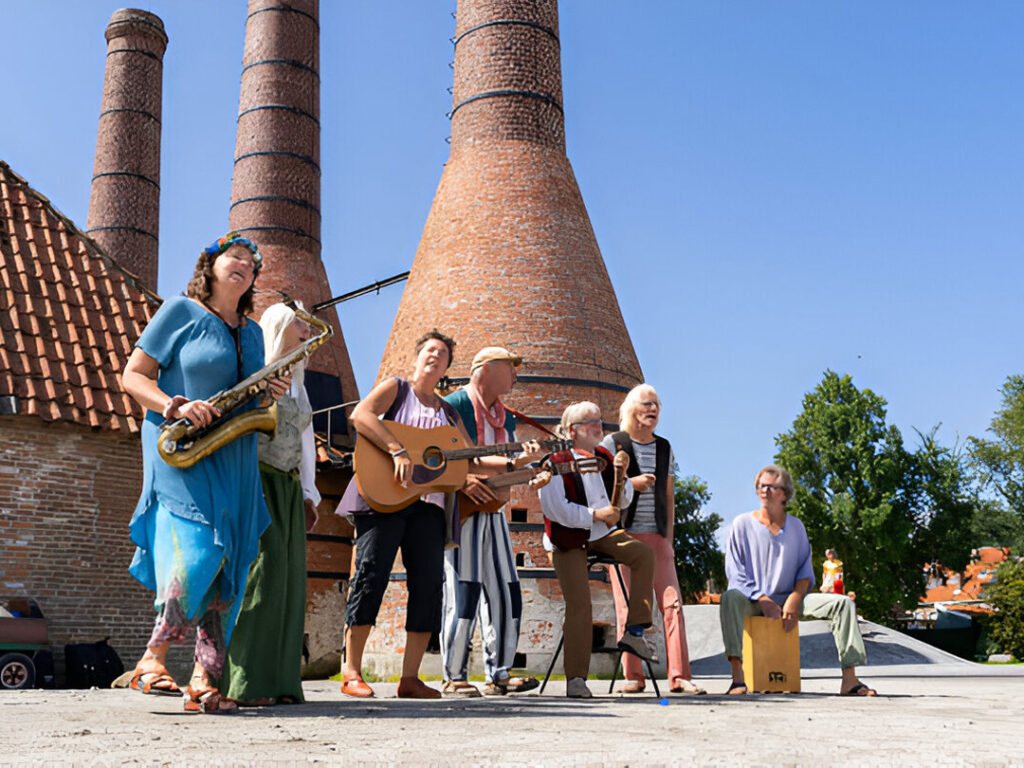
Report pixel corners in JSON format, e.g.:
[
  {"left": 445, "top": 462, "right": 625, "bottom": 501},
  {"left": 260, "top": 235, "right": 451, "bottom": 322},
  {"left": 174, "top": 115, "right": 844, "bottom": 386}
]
[
  {"left": 340, "top": 672, "right": 375, "bottom": 698},
  {"left": 184, "top": 684, "right": 238, "bottom": 714},
  {"left": 127, "top": 666, "right": 181, "bottom": 697}
]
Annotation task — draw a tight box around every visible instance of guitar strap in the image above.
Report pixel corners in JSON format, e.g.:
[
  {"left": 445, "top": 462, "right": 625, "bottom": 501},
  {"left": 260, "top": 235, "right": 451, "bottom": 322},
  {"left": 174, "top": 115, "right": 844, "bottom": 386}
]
[
  {"left": 505, "top": 406, "right": 559, "bottom": 438},
  {"left": 383, "top": 377, "right": 408, "bottom": 420}
]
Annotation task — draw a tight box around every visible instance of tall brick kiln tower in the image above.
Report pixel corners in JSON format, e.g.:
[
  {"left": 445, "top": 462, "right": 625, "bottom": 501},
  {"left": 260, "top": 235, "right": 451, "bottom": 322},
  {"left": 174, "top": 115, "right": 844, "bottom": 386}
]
[
  {"left": 229, "top": 0, "right": 356, "bottom": 671},
  {"left": 366, "top": 0, "right": 647, "bottom": 677},
  {"left": 86, "top": 9, "right": 167, "bottom": 291},
  {"left": 230, "top": 0, "right": 358, "bottom": 428},
  {"left": 379, "top": 0, "right": 642, "bottom": 420}
]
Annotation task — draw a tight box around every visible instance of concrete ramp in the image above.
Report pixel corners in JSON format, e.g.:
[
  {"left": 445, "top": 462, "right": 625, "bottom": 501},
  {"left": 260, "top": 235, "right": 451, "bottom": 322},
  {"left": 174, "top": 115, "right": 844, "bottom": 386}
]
[{"left": 683, "top": 604, "right": 995, "bottom": 678}]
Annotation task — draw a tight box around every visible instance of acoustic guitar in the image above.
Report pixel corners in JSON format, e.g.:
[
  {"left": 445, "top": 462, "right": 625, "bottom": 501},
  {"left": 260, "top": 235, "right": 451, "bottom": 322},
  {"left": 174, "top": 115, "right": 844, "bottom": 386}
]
[
  {"left": 354, "top": 420, "right": 571, "bottom": 513},
  {"left": 458, "top": 454, "right": 608, "bottom": 517}
]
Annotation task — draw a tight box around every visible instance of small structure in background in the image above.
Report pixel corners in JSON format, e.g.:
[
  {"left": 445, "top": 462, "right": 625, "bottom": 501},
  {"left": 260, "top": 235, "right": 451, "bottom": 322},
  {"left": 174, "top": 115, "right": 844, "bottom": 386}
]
[{"left": 898, "top": 546, "right": 1010, "bottom": 660}]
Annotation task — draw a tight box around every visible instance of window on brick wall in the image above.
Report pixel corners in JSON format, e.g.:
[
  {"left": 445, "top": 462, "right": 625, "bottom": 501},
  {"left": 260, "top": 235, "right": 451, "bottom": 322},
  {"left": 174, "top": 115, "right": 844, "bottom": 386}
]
[
  {"left": 510, "top": 507, "right": 528, "bottom": 523},
  {"left": 592, "top": 625, "right": 613, "bottom": 652},
  {"left": 306, "top": 372, "right": 348, "bottom": 447}
]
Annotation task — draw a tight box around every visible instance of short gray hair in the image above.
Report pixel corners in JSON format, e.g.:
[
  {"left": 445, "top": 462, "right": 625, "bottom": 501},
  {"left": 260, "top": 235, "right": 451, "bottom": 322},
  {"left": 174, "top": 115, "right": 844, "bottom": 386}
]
[
  {"left": 558, "top": 401, "right": 601, "bottom": 439},
  {"left": 755, "top": 465, "right": 795, "bottom": 504}
]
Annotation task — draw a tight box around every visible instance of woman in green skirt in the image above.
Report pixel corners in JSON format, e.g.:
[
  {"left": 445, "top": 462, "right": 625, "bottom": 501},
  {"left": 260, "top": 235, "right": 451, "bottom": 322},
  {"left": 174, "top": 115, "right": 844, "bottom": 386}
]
[{"left": 219, "top": 302, "right": 322, "bottom": 705}]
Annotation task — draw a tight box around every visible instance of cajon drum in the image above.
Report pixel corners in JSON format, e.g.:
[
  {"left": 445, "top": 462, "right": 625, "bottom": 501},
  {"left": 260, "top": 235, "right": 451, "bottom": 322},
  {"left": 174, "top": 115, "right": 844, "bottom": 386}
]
[{"left": 742, "top": 616, "right": 801, "bottom": 693}]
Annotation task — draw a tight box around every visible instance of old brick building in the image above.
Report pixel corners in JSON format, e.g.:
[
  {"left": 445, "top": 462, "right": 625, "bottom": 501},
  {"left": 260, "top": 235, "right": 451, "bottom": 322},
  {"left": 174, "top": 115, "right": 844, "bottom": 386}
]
[{"left": 0, "top": 159, "right": 161, "bottom": 676}]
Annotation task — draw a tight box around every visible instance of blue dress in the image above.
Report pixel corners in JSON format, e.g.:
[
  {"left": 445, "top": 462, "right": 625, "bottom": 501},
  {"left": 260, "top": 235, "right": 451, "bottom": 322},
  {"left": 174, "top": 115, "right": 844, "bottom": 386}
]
[{"left": 128, "top": 296, "right": 271, "bottom": 644}]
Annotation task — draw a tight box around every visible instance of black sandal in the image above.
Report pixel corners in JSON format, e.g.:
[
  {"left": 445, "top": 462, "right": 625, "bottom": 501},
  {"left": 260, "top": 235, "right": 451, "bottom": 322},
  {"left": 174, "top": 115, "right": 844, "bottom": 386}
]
[
  {"left": 841, "top": 682, "right": 877, "bottom": 696},
  {"left": 726, "top": 681, "right": 748, "bottom": 695}
]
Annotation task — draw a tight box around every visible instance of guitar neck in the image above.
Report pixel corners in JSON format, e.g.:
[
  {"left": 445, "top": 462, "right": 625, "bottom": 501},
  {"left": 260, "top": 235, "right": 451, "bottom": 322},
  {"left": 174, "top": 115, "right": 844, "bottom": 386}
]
[
  {"left": 445, "top": 438, "right": 567, "bottom": 462},
  {"left": 483, "top": 458, "right": 602, "bottom": 490},
  {"left": 445, "top": 440, "right": 526, "bottom": 461}
]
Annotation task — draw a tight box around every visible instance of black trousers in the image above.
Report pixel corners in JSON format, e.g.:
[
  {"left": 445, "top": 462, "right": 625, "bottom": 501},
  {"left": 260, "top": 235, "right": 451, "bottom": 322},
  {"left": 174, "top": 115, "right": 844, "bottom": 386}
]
[{"left": 346, "top": 501, "right": 445, "bottom": 633}]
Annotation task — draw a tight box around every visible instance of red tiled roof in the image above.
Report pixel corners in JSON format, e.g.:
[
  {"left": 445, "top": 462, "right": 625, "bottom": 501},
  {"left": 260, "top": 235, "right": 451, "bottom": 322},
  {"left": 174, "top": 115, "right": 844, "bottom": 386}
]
[
  {"left": 921, "top": 551, "right": 1006, "bottom": 604},
  {"left": 0, "top": 160, "right": 159, "bottom": 432},
  {"left": 925, "top": 584, "right": 960, "bottom": 603},
  {"left": 977, "top": 546, "right": 1009, "bottom": 564}
]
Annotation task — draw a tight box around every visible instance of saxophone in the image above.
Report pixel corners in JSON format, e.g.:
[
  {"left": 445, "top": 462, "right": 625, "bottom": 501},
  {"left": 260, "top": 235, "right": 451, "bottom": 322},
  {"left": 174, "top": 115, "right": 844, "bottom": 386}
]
[{"left": 157, "top": 303, "right": 333, "bottom": 468}]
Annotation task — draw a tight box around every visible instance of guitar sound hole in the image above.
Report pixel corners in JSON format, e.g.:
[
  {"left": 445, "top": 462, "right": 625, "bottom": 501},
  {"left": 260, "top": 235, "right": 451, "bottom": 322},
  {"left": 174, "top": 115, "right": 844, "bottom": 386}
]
[{"left": 422, "top": 447, "right": 445, "bottom": 469}]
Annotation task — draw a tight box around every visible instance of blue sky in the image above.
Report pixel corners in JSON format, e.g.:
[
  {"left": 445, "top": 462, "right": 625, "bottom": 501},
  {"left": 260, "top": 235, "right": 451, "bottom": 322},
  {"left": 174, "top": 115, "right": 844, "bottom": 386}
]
[{"left": 3, "top": 1, "right": 1022, "bottom": 540}]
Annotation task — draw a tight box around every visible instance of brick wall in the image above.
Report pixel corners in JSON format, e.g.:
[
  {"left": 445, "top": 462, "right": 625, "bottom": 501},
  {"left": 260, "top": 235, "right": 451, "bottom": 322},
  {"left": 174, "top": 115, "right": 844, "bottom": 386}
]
[{"left": 0, "top": 415, "right": 158, "bottom": 679}]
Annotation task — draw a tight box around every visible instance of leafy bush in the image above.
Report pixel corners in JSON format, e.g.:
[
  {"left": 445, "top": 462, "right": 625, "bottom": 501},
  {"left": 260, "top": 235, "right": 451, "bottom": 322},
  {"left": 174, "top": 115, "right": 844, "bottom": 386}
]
[
  {"left": 985, "top": 558, "right": 1024, "bottom": 660},
  {"left": 672, "top": 476, "right": 725, "bottom": 602}
]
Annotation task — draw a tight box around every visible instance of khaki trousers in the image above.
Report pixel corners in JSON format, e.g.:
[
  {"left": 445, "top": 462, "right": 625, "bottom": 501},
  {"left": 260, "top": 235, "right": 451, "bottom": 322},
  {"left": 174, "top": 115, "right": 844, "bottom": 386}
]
[
  {"left": 552, "top": 529, "right": 655, "bottom": 680},
  {"left": 719, "top": 589, "right": 867, "bottom": 669}
]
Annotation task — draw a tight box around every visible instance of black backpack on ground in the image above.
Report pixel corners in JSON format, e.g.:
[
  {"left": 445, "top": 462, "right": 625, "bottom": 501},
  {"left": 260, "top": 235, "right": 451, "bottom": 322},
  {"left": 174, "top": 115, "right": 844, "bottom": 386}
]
[{"left": 64, "top": 637, "right": 124, "bottom": 689}]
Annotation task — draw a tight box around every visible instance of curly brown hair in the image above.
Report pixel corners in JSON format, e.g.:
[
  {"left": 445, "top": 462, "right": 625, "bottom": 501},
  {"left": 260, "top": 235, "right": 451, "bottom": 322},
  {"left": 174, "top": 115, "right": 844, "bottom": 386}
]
[
  {"left": 415, "top": 329, "right": 456, "bottom": 370},
  {"left": 185, "top": 245, "right": 256, "bottom": 316}
]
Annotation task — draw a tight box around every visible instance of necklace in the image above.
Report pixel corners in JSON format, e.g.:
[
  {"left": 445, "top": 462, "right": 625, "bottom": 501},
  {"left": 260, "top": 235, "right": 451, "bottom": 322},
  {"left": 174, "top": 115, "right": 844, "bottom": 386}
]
[{"left": 199, "top": 298, "right": 240, "bottom": 328}]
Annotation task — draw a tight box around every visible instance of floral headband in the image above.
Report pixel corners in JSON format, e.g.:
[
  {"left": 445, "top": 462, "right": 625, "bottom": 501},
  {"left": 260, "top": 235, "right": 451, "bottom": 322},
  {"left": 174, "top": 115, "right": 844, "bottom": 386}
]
[{"left": 203, "top": 231, "right": 263, "bottom": 273}]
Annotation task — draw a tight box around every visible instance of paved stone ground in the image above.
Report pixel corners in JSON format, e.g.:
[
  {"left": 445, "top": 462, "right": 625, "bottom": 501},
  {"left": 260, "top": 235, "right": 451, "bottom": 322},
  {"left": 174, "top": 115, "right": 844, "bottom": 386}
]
[
  {"left": 1, "top": 670, "right": 1022, "bottom": 767},
  {"left": 3, "top": 612, "right": 1021, "bottom": 766}
]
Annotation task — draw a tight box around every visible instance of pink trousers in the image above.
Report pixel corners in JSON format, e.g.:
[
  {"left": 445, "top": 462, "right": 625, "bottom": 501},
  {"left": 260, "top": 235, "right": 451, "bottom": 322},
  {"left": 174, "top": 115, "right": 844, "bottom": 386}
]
[{"left": 611, "top": 531, "right": 692, "bottom": 682}]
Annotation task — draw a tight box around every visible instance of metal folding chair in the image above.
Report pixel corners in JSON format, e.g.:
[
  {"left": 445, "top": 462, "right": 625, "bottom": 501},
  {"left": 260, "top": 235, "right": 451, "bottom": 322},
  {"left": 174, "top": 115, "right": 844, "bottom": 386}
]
[{"left": 539, "top": 551, "right": 661, "bottom": 696}]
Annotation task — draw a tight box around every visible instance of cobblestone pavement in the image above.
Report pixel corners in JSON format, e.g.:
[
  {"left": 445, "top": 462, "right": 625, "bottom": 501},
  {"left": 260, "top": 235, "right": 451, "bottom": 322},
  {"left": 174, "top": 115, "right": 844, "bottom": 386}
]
[{"left": 2, "top": 672, "right": 1023, "bottom": 767}]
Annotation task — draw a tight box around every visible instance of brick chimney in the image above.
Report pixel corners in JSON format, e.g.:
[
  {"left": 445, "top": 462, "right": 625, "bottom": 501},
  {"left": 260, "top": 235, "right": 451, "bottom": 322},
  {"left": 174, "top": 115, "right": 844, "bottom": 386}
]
[
  {"left": 230, "top": 0, "right": 359, "bottom": 429},
  {"left": 379, "top": 0, "right": 642, "bottom": 425},
  {"left": 86, "top": 9, "right": 167, "bottom": 291}
]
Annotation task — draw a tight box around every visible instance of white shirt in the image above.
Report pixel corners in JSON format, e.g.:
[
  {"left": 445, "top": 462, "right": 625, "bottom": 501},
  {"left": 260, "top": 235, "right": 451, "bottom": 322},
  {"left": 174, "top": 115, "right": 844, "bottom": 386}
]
[{"left": 537, "top": 450, "right": 634, "bottom": 551}]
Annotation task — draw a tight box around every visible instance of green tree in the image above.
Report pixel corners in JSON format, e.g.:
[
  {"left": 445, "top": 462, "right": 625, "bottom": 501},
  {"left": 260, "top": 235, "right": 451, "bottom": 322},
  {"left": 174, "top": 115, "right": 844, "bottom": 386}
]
[
  {"left": 969, "top": 375, "right": 1024, "bottom": 553},
  {"left": 911, "top": 428, "right": 982, "bottom": 572},
  {"left": 970, "top": 500, "right": 1024, "bottom": 555},
  {"left": 672, "top": 475, "right": 725, "bottom": 602},
  {"left": 774, "top": 371, "right": 922, "bottom": 622},
  {"left": 984, "top": 558, "right": 1024, "bottom": 660}
]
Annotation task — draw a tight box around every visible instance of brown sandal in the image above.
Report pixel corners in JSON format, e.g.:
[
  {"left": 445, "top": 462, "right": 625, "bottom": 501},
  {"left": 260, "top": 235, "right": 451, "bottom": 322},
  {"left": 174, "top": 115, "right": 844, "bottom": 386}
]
[
  {"left": 127, "top": 666, "right": 181, "bottom": 697},
  {"left": 184, "top": 684, "right": 238, "bottom": 714}
]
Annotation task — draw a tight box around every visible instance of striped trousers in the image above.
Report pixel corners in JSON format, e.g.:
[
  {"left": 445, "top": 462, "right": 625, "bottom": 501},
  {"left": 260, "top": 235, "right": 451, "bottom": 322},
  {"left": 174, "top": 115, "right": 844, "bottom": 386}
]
[{"left": 440, "top": 511, "right": 522, "bottom": 683}]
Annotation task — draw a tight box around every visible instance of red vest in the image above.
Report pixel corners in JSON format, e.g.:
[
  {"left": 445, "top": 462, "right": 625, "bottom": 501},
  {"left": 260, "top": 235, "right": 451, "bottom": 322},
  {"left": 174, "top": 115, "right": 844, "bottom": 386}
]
[{"left": 543, "top": 446, "right": 616, "bottom": 552}]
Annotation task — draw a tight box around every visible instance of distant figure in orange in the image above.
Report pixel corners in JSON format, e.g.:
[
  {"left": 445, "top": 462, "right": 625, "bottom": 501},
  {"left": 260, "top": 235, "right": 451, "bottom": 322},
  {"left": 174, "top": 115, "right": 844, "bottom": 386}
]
[{"left": 820, "top": 549, "right": 844, "bottom": 594}]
